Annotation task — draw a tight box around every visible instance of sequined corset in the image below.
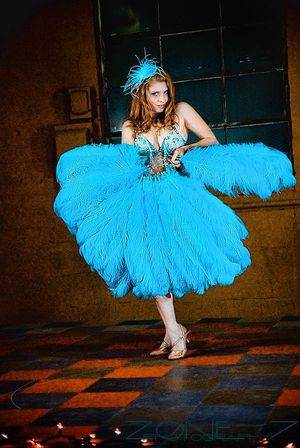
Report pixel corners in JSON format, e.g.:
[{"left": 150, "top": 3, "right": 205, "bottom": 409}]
[{"left": 134, "top": 128, "right": 187, "bottom": 173}]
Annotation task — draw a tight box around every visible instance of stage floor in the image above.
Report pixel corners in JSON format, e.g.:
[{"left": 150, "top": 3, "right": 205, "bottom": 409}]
[{"left": 0, "top": 317, "right": 299, "bottom": 448}]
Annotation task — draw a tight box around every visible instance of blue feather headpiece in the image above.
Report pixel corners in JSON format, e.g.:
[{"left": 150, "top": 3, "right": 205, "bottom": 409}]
[{"left": 122, "top": 52, "right": 165, "bottom": 97}]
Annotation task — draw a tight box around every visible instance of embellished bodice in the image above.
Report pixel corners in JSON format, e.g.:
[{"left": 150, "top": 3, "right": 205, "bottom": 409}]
[{"left": 134, "top": 127, "right": 187, "bottom": 174}]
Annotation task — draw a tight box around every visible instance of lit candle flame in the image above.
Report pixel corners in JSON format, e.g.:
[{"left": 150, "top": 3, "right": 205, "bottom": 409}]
[
  {"left": 57, "top": 422, "right": 63, "bottom": 430},
  {"left": 114, "top": 427, "right": 121, "bottom": 435},
  {"left": 27, "top": 440, "right": 43, "bottom": 448},
  {"left": 89, "top": 433, "right": 96, "bottom": 438},
  {"left": 1, "top": 434, "right": 8, "bottom": 439},
  {"left": 257, "top": 438, "right": 269, "bottom": 446},
  {"left": 285, "top": 443, "right": 296, "bottom": 448}
]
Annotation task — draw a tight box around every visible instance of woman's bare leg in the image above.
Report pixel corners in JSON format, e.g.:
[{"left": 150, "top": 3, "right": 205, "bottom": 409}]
[{"left": 154, "top": 293, "right": 185, "bottom": 351}]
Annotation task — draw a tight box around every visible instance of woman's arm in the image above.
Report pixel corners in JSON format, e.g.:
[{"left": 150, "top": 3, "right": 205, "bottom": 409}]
[
  {"left": 177, "top": 101, "right": 219, "bottom": 148},
  {"left": 121, "top": 120, "right": 135, "bottom": 144},
  {"left": 170, "top": 102, "right": 219, "bottom": 166}
]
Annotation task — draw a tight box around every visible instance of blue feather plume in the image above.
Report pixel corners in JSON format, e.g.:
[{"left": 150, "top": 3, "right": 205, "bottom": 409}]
[{"left": 122, "top": 52, "right": 165, "bottom": 96}]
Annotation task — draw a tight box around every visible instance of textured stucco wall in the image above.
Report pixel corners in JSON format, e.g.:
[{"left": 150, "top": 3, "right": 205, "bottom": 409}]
[{"left": 0, "top": 0, "right": 299, "bottom": 325}]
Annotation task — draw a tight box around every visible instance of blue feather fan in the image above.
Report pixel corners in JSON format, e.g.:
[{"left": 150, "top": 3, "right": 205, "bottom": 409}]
[{"left": 53, "top": 138, "right": 296, "bottom": 299}]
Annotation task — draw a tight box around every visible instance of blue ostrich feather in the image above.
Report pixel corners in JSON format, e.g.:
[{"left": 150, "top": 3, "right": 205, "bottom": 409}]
[
  {"left": 53, "top": 138, "right": 296, "bottom": 299},
  {"left": 122, "top": 52, "right": 165, "bottom": 97}
]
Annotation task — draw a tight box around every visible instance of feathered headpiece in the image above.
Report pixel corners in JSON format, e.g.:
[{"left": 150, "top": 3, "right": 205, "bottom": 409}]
[{"left": 122, "top": 51, "right": 165, "bottom": 97}]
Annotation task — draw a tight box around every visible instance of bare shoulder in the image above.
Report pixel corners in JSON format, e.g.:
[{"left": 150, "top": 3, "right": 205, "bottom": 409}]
[
  {"left": 122, "top": 119, "right": 133, "bottom": 130},
  {"left": 176, "top": 101, "right": 190, "bottom": 110},
  {"left": 176, "top": 101, "right": 196, "bottom": 116},
  {"left": 121, "top": 119, "right": 135, "bottom": 144},
  {"left": 175, "top": 101, "right": 216, "bottom": 139}
]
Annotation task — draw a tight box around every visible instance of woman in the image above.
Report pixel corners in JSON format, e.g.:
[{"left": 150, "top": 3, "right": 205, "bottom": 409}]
[
  {"left": 121, "top": 60, "right": 220, "bottom": 360},
  {"left": 53, "top": 54, "right": 296, "bottom": 360}
]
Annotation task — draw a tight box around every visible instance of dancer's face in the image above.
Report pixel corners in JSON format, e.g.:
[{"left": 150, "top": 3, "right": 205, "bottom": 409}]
[{"left": 146, "top": 80, "right": 169, "bottom": 114}]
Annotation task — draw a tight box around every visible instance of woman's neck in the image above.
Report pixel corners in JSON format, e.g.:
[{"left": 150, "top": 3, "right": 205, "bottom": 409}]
[{"left": 151, "top": 112, "right": 164, "bottom": 125}]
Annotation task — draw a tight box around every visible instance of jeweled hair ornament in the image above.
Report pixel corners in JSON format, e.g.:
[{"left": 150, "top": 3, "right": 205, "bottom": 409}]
[{"left": 122, "top": 52, "right": 166, "bottom": 97}]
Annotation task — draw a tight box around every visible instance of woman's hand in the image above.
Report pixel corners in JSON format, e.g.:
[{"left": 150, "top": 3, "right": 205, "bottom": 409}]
[
  {"left": 169, "top": 136, "right": 219, "bottom": 167},
  {"left": 169, "top": 145, "right": 190, "bottom": 167}
]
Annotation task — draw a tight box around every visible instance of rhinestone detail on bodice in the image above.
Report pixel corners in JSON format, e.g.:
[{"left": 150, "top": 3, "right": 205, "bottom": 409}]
[{"left": 134, "top": 128, "right": 187, "bottom": 173}]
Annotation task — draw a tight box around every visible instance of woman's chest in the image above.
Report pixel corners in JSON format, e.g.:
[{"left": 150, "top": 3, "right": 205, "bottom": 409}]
[{"left": 135, "top": 128, "right": 187, "bottom": 155}]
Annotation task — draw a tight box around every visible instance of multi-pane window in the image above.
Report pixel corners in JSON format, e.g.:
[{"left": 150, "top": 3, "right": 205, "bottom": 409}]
[{"left": 97, "top": 0, "right": 291, "bottom": 157}]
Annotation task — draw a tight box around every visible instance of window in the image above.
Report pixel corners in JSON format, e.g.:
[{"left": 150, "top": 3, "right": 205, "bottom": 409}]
[{"left": 97, "top": 0, "right": 291, "bottom": 156}]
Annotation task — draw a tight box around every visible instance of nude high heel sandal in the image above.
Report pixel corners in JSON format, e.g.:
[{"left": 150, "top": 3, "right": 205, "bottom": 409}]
[
  {"left": 149, "top": 339, "right": 171, "bottom": 356},
  {"left": 168, "top": 323, "right": 191, "bottom": 360}
]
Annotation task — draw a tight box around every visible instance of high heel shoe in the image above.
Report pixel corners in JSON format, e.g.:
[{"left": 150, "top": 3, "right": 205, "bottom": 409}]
[
  {"left": 168, "top": 323, "right": 191, "bottom": 360},
  {"left": 149, "top": 339, "right": 171, "bottom": 356}
]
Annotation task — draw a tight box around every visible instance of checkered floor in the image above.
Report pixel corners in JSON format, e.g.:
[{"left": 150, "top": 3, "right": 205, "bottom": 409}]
[{"left": 0, "top": 317, "right": 299, "bottom": 447}]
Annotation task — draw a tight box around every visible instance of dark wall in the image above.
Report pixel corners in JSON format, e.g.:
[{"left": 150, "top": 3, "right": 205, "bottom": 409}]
[{"left": 0, "top": 0, "right": 299, "bottom": 325}]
